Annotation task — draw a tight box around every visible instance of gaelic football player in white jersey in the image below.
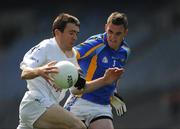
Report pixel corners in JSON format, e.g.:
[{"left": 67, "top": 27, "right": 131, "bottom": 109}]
[{"left": 17, "top": 13, "right": 124, "bottom": 129}]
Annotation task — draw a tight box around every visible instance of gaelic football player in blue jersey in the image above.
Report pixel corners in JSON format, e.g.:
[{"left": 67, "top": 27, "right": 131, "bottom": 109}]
[{"left": 64, "top": 12, "right": 130, "bottom": 129}]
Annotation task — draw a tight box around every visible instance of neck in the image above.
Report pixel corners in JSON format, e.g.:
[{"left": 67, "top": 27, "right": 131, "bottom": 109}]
[
  {"left": 55, "top": 37, "right": 73, "bottom": 58},
  {"left": 55, "top": 37, "right": 65, "bottom": 52}
]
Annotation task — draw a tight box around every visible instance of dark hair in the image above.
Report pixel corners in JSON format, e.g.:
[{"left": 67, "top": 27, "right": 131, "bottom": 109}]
[
  {"left": 107, "top": 12, "right": 128, "bottom": 29},
  {"left": 52, "top": 13, "right": 80, "bottom": 36}
]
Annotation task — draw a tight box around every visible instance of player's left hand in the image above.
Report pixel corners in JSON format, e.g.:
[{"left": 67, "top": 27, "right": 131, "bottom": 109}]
[
  {"left": 110, "top": 93, "right": 127, "bottom": 116},
  {"left": 48, "top": 74, "right": 62, "bottom": 92}
]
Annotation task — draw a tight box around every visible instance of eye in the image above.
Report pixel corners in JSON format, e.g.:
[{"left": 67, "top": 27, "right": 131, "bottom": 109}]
[
  {"left": 76, "top": 31, "right": 79, "bottom": 36},
  {"left": 108, "top": 30, "right": 113, "bottom": 34},
  {"left": 69, "top": 32, "right": 74, "bottom": 35},
  {"left": 116, "top": 32, "right": 122, "bottom": 36}
]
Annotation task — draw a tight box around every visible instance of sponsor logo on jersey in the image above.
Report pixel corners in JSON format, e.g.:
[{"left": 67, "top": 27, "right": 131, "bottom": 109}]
[
  {"left": 30, "top": 57, "right": 39, "bottom": 63},
  {"left": 112, "top": 57, "right": 125, "bottom": 63},
  {"left": 102, "top": 56, "right": 108, "bottom": 63}
]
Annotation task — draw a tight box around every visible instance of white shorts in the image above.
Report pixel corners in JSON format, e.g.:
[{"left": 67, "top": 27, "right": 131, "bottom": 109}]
[
  {"left": 17, "top": 91, "right": 55, "bottom": 129},
  {"left": 64, "top": 95, "right": 113, "bottom": 126}
]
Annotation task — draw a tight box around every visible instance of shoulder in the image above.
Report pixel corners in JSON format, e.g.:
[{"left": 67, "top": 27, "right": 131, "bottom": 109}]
[
  {"left": 85, "top": 33, "right": 104, "bottom": 45},
  {"left": 24, "top": 38, "right": 55, "bottom": 56},
  {"left": 76, "top": 33, "right": 104, "bottom": 49},
  {"left": 122, "top": 40, "right": 130, "bottom": 51},
  {"left": 32, "top": 38, "right": 57, "bottom": 53},
  {"left": 121, "top": 40, "right": 131, "bottom": 57},
  {"left": 86, "top": 33, "right": 104, "bottom": 41},
  {"left": 39, "top": 38, "right": 55, "bottom": 48},
  {"left": 74, "top": 34, "right": 105, "bottom": 59}
]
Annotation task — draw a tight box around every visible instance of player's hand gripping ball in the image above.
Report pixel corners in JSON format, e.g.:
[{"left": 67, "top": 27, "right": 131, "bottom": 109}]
[{"left": 51, "top": 61, "right": 79, "bottom": 89}]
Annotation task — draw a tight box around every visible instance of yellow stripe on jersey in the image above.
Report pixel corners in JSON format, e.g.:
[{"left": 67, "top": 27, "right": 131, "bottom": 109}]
[
  {"left": 76, "top": 50, "right": 81, "bottom": 60},
  {"left": 81, "top": 43, "right": 104, "bottom": 59},
  {"left": 86, "top": 55, "right": 97, "bottom": 81}
]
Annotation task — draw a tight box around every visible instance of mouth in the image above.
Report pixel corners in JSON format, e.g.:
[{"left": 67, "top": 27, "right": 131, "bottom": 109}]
[
  {"left": 108, "top": 40, "right": 119, "bottom": 50},
  {"left": 69, "top": 41, "right": 74, "bottom": 45},
  {"left": 109, "top": 40, "right": 116, "bottom": 45}
]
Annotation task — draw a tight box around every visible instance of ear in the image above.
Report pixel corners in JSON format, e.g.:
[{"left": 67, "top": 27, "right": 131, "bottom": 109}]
[
  {"left": 105, "top": 24, "right": 107, "bottom": 31},
  {"left": 124, "top": 29, "right": 128, "bottom": 36},
  {"left": 54, "top": 29, "right": 62, "bottom": 37}
]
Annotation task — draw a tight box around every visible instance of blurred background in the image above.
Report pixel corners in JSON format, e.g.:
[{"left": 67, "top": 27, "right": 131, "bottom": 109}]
[{"left": 0, "top": 0, "right": 180, "bottom": 128}]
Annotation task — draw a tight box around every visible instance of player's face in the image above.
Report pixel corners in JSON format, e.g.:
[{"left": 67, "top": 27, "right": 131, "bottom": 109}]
[
  {"left": 58, "top": 23, "right": 79, "bottom": 51},
  {"left": 105, "top": 23, "right": 128, "bottom": 50}
]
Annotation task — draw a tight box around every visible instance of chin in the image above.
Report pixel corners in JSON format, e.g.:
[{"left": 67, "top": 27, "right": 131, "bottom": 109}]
[
  {"left": 109, "top": 44, "right": 118, "bottom": 50},
  {"left": 109, "top": 43, "right": 115, "bottom": 48}
]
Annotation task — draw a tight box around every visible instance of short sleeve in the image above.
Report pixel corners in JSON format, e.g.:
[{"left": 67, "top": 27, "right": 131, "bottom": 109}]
[{"left": 20, "top": 43, "right": 47, "bottom": 69}]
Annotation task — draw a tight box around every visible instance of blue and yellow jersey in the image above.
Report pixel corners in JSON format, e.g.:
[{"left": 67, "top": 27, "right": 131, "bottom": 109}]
[{"left": 75, "top": 32, "right": 130, "bottom": 105}]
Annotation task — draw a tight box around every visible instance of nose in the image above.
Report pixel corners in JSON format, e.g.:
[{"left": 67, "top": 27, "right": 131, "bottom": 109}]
[
  {"left": 111, "top": 34, "right": 116, "bottom": 40},
  {"left": 73, "top": 33, "right": 77, "bottom": 41}
]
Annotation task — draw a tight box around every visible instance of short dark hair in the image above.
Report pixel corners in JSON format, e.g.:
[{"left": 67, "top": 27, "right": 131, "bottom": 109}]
[
  {"left": 52, "top": 13, "right": 80, "bottom": 36},
  {"left": 107, "top": 12, "right": 128, "bottom": 29}
]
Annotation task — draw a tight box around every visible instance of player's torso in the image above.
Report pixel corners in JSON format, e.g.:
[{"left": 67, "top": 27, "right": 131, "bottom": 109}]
[
  {"left": 27, "top": 38, "right": 78, "bottom": 103},
  {"left": 79, "top": 39, "right": 127, "bottom": 105},
  {"left": 95, "top": 46, "right": 127, "bottom": 78}
]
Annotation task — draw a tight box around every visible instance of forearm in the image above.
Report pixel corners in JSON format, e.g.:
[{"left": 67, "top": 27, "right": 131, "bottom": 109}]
[
  {"left": 84, "top": 77, "right": 107, "bottom": 93},
  {"left": 84, "top": 68, "right": 123, "bottom": 93},
  {"left": 71, "top": 67, "right": 123, "bottom": 95},
  {"left": 70, "top": 77, "right": 106, "bottom": 95},
  {"left": 21, "top": 67, "right": 40, "bottom": 80}
]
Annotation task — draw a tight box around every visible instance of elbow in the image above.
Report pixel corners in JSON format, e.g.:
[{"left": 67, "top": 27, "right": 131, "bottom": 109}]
[
  {"left": 21, "top": 70, "right": 28, "bottom": 80},
  {"left": 21, "top": 72, "right": 26, "bottom": 80}
]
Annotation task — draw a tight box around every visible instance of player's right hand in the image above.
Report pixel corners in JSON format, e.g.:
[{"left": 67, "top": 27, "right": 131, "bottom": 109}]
[
  {"left": 37, "top": 61, "right": 60, "bottom": 90},
  {"left": 103, "top": 67, "right": 124, "bottom": 85}
]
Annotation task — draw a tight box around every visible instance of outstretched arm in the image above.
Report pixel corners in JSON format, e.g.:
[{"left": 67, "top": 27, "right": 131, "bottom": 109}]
[{"left": 70, "top": 67, "right": 124, "bottom": 95}]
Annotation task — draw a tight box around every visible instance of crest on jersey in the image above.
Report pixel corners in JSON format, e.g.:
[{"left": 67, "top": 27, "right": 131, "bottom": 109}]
[
  {"left": 102, "top": 56, "right": 108, "bottom": 63},
  {"left": 121, "top": 58, "right": 125, "bottom": 63},
  {"left": 30, "top": 57, "right": 39, "bottom": 63}
]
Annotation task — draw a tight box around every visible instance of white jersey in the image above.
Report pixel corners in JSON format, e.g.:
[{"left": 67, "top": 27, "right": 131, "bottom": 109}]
[{"left": 20, "top": 37, "right": 78, "bottom": 104}]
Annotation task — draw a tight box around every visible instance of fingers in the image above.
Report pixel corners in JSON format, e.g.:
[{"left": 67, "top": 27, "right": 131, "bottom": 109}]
[
  {"left": 46, "top": 66, "right": 58, "bottom": 70},
  {"left": 46, "top": 61, "right": 59, "bottom": 73},
  {"left": 116, "top": 106, "right": 124, "bottom": 116},
  {"left": 106, "top": 67, "right": 124, "bottom": 74},
  {"left": 47, "top": 61, "right": 58, "bottom": 66},
  {"left": 52, "top": 83, "right": 61, "bottom": 92},
  {"left": 48, "top": 74, "right": 55, "bottom": 82},
  {"left": 117, "top": 108, "right": 122, "bottom": 116},
  {"left": 123, "top": 104, "right": 127, "bottom": 112},
  {"left": 45, "top": 77, "right": 53, "bottom": 86},
  {"left": 111, "top": 94, "right": 127, "bottom": 116},
  {"left": 45, "top": 67, "right": 59, "bottom": 74},
  {"left": 38, "top": 61, "right": 62, "bottom": 92},
  {"left": 45, "top": 77, "right": 61, "bottom": 92},
  {"left": 113, "top": 68, "right": 124, "bottom": 74},
  {"left": 117, "top": 104, "right": 127, "bottom": 116},
  {"left": 116, "top": 109, "right": 120, "bottom": 116}
]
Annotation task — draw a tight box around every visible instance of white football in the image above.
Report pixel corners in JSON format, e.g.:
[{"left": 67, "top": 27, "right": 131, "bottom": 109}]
[{"left": 52, "top": 61, "right": 78, "bottom": 89}]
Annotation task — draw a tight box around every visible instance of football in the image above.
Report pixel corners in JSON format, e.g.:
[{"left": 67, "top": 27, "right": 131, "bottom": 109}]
[{"left": 52, "top": 61, "right": 79, "bottom": 89}]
